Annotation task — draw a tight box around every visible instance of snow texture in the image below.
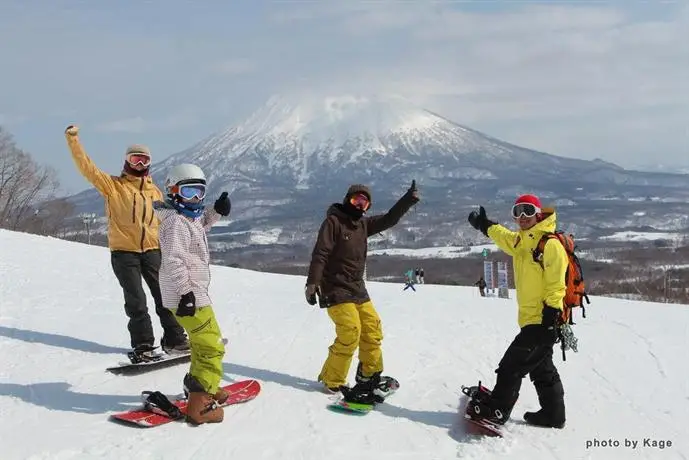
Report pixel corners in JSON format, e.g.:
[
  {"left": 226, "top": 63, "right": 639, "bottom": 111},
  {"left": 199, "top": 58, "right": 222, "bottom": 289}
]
[{"left": 0, "top": 229, "right": 687, "bottom": 460}]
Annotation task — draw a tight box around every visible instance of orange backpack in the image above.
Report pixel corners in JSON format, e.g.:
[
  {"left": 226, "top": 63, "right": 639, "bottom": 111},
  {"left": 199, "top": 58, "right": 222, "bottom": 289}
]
[{"left": 532, "top": 231, "right": 590, "bottom": 326}]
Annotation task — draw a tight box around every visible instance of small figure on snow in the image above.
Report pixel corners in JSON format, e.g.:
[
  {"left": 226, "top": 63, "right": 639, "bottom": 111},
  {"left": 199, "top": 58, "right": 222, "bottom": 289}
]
[
  {"left": 305, "top": 181, "right": 419, "bottom": 404},
  {"left": 154, "top": 163, "right": 232, "bottom": 425},
  {"left": 466, "top": 194, "right": 568, "bottom": 429},
  {"left": 474, "top": 276, "right": 487, "bottom": 297},
  {"left": 403, "top": 269, "right": 416, "bottom": 291},
  {"left": 419, "top": 267, "right": 425, "bottom": 284}
]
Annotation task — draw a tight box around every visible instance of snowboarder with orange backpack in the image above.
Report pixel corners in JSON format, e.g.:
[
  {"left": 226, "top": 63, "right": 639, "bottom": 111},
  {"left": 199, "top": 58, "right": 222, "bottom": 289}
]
[{"left": 465, "top": 194, "right": 576, "bottom": 429}]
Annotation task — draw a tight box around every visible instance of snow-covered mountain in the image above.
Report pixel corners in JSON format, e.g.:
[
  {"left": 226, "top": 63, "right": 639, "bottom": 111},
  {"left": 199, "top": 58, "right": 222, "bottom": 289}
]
[
  {"left": 2, "top": 228, "right": 688, "bottom": 459},
  {"left": 157, "top": 94, "right": 687, "bottom": 192},
  {"left": 68, "top": 94, "right": 689, "bottom": 250},
  {"left": 160, "top": 94, "right": 537, "bottom": 188}
]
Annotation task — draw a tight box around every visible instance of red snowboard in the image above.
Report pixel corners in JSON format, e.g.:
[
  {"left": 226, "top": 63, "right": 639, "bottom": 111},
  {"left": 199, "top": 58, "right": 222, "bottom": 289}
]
[
  {"left": 110, "top": 379, "right": 261, "bottom": 427},
  {"left": 460, "top": 384, "right": 503, "bottom": 437}
]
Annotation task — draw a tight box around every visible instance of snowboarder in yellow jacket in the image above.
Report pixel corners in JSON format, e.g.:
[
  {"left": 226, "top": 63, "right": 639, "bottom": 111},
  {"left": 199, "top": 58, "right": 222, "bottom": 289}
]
[
  {"left": 467, "top": 194, "right": 568, "bottom": 429},
  {"left": 64, "top": 125, "right": 188, "bottom": 359}
]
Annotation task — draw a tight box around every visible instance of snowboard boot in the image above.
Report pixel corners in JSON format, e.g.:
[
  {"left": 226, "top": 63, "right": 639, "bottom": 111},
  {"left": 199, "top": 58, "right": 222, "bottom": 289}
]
[
  {"left": 343, "top": 364, "right": 400, "bottom": 404},
  {"left": 161, "top": 335, "right": 191, "bottom": 355},
  {"left": 317, "top": 373, "right": 349, "bottom": 395},
  {"left": 129, "top": 344, "right": 163, "bottom": 364},
  {"left": 186, "top": 391, "right": 224, "bottom": 425},
  {"left": 183, "top": 372, "right": 228, "bottom": 406},
  {"left": 322, "top": 383, "right": 349, "bottom": 395},
  {"left": 525, "top": 379, "right": 565, "bottom": 428},
  {"left": 214, "top": 386, "right": 229, "bottom": 405},
  {"left": 523, "top": 409, "right": 565, "bottom": 429}
]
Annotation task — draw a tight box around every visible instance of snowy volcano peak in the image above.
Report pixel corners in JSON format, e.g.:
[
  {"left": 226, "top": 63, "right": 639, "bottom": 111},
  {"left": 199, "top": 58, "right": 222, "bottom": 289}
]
[
  {"left": 181, "top": 95, "right": 481, "bottom": 178},
  {"left": 252, "top": 94, "right": 446, "bottom": 140},
  {"left": 159, "top": 92, "right": 536, "bottom": 191}
]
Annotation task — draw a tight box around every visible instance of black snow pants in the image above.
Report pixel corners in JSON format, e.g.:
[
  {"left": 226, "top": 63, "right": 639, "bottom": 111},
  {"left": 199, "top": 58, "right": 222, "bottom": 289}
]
[
  {"left": 110, "top": 249, "right": 186, "bottom": 349},
  {"left": 488, "top": 324, "right": 565, "bottom": 422}
]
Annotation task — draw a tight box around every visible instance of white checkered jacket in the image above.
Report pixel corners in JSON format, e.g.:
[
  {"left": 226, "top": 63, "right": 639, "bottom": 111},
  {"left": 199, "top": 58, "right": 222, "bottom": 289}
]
[{"left": 153, "top": 202, "right": 221, "bottom": 310}]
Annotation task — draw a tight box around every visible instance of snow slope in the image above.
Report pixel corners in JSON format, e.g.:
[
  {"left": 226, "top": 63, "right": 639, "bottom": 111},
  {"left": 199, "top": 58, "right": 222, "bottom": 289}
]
[{"left": 0, "top": 229, "right": 687, "bottom": 460}]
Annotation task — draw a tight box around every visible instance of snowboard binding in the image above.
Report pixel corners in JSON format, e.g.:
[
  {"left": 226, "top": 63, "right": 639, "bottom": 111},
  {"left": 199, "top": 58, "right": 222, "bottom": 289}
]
[
  {"left": 342, "top": 376, "right": 400, "bottom": 405},
  {"left": 461, "top": 381, "right": 507, "bottom": 427},
  {"left": 128, "top": 346, "right": 164, "bottom": 364},
  {"left": 141, "top": 391, "right": 183, "bottom": 419}
]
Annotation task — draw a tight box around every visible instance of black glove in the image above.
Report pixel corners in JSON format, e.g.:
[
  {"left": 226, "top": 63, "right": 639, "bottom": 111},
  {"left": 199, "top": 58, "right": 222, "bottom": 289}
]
[
  {"left": 305, "top": 284, "right": 319, "bottom": 306},
  {"left": 405, "top": 179, "right": 420, "bottom": 204},
  {"left": 214, "top": 192, "right": 231, "bottom": 217},
  {"left": 542, "top": 304, "right": 562, "bottom": 343},
  {"left": 177, "top": 292, "right": 196, "bottom": 317},
  {"left": 468, "top": 206, "right": 496, "bottom": 237}
]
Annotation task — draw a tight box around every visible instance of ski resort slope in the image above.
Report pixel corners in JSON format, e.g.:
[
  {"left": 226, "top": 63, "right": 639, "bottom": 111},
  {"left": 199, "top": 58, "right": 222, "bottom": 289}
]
[{"left": 0, "top": 229, "right": 687, "bottom": 460}]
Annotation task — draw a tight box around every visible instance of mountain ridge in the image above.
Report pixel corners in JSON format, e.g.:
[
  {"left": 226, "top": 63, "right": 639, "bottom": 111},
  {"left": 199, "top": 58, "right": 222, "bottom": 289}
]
[{"left": 66, "top": 94, "right": 689, "bottom": 250}]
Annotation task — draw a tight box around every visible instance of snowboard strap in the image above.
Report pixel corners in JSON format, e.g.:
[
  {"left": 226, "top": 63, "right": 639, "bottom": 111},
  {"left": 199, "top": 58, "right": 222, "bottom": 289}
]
[{"left": 142, "top": 391, "right": 183, "bottom": 419}]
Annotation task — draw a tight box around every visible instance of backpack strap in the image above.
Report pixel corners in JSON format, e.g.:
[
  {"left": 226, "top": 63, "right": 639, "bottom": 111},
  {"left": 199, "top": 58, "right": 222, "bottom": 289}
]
[{"left": 532, "top": 233, "right": 558, "bottom": 269}]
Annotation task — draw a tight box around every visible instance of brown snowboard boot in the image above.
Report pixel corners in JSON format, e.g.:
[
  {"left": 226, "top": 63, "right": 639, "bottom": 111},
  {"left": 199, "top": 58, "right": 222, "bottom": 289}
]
[
  {"left": 214, "top": 387, "right": 229, "bottom": 405},
  {"left": 186, "top": 391, "right": 224, "bottom": 425}
]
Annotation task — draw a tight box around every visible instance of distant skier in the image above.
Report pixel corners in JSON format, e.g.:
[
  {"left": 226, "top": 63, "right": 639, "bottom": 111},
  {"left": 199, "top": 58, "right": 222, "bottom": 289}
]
[
  {"left": 475, "top": 277, "right": 487, "bottom": 297},
  {"left": 414, "top": 267, "right": 420, "bottom": 284},
  {"left": 403, "top": 268, "right": 416, "bottom": 291},
  {"left": 154, "top": 163, "right": 232, "bottom": 425},
  {"left": 466, "top": 194, "right": 568, "bottom": 429},
  {"left": 419, "top": 267, "right": 425, "bottom": 284},
  {"left": 305, "top": 181, "right": 419, "bottom": 404},
  {"left": 403, "top": 274, "right": 416, "bottom": 292},
  {"left": 64, "top": 125, "right": 188, "bottom": 360}
]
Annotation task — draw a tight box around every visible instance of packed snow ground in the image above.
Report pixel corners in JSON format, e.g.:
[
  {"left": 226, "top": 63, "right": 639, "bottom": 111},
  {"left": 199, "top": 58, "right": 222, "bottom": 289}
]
[{"left": 0, "top": 229, "right": 687, "bottom": 460}]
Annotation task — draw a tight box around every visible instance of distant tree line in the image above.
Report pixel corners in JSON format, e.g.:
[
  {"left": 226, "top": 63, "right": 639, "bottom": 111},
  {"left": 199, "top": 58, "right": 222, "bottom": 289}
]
[{"left": 0, "top": 126, "right": 75, "bottom": 235}]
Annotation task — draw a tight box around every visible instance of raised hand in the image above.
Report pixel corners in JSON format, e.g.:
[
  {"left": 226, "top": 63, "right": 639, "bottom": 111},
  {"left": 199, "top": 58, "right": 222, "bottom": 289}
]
[
  {"left": 468, "top": 206, "right": 495, "bottom": 236},
  {"left": 407, "top": 179, "right": 420, "bottom": 203},
  {"left": 214, "top": 192, "right": 231, "bottom": 217},
  {"left": 65, "top": 125, "right": 79, "bottom": 136}
]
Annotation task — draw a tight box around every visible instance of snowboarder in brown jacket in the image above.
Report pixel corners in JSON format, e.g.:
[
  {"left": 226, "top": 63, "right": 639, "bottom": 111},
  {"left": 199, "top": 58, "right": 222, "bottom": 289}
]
[{"left": 305, "top": 181, "right": 419, "bottom": 403}]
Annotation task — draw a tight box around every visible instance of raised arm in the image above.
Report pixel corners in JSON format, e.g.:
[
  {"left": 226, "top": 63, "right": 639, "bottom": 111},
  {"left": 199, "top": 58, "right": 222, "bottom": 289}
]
[
  {"left": 367, "top": 180, "right": 419, "bottom": 236},
  {"left": 64, "top": 125, "right": 115, "bottom": 196},
  {"left": 487, "top": 224, "right": 519, "bottom": 257},
  {"left": 468, "top": 206, "right": 518, "bottom": 257}
]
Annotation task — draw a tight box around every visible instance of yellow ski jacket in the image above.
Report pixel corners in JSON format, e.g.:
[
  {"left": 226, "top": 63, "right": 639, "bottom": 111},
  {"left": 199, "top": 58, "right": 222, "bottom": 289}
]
[
  {"left": 66, "top": 134, "right": 163, "bottom": 253},
  {"left": 487, "top": 212, "right": 568, "bottom": 327}
]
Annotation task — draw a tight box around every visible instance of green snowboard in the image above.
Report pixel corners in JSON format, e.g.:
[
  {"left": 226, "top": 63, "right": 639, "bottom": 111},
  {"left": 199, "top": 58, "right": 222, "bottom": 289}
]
[{"left": 327, "top": 398, "right": 374, "bottom": 415}]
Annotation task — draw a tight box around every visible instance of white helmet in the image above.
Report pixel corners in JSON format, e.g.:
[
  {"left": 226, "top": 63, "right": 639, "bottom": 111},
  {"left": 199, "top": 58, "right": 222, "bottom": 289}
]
[{"left": 165, "top": 163, "right": 206, "bottom": 189}]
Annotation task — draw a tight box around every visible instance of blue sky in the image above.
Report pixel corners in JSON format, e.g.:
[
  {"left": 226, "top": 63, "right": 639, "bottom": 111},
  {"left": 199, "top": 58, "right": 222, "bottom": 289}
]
[{"left": 1, "top": 0, "right": 687, "bottom": 194}]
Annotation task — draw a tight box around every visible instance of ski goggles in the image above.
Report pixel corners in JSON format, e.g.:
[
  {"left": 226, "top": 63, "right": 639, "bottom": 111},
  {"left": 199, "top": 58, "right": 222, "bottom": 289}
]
[
  {"left": 349, "top": 193, "right": 371, "bottom": 211},
  {"left": 171, "top": 183, "right": 206, "bottom": 200},
  {"left": 126, "top": 153, "right": 151, "bottom": 167},
  {"left": 511, "top": 203, "right": 541, "bottom": 218}
]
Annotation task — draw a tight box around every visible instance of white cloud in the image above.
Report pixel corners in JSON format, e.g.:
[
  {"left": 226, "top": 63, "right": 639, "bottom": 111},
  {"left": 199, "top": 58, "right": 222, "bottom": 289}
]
[{"left": 1, "top": 2, "right": 687, "bottom": 171}]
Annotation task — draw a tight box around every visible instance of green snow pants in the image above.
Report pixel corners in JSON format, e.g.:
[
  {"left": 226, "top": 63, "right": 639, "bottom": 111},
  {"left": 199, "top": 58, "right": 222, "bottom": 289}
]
[{"left": 173, "top": 305, "right": 226, "bottom": 394}]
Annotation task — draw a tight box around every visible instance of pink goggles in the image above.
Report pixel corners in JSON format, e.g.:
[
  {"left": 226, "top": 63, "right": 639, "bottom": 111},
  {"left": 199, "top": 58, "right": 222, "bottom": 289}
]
[
  {"left": 511, "top": 203, "right": 540, "bottom": 218},
  {"left": 349, "top": 193, "right": 371, "bottom": 211},
  {"left": 126, "top": 153, "right": 151, "bottom": 167}
]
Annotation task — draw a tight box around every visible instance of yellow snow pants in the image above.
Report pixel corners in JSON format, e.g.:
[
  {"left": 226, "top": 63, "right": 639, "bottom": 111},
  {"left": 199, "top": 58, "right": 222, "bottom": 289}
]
[
  {"left": 318, "top": 301, "right": 384, "bottom": 388},
  {"left": 173, "top": 305, "right": 225, "bottom": 394}
]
